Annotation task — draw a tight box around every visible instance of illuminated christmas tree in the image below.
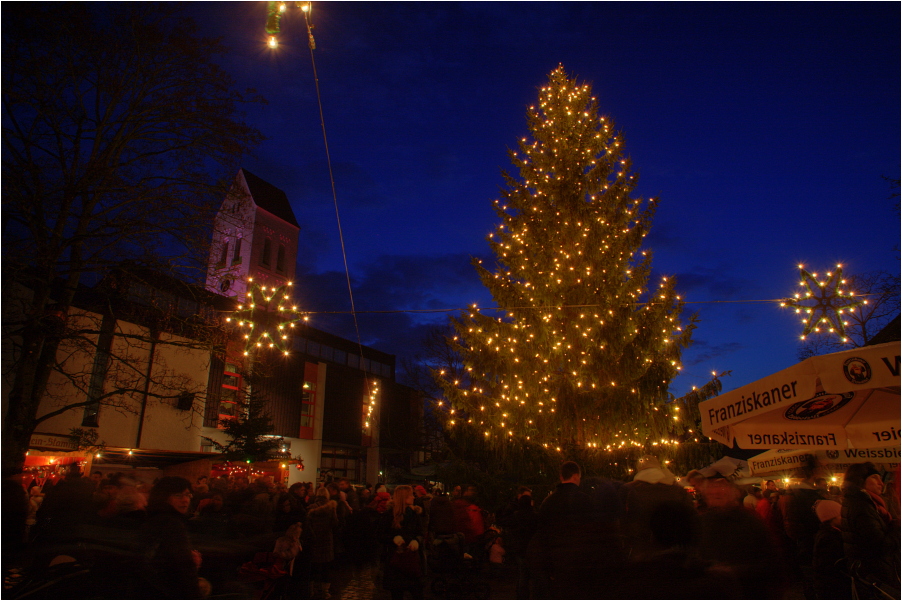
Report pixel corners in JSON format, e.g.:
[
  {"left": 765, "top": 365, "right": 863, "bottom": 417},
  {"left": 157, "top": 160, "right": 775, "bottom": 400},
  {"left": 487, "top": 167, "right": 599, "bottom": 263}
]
[{"left": 437, "top": 67, "right": 697, "bottom": 454}]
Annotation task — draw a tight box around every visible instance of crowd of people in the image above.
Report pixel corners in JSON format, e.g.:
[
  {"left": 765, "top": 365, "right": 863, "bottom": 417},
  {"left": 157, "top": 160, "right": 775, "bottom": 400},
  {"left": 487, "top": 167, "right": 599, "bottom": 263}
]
[{"left": 2, "top": 456, "right": 900, "bottom": 600}]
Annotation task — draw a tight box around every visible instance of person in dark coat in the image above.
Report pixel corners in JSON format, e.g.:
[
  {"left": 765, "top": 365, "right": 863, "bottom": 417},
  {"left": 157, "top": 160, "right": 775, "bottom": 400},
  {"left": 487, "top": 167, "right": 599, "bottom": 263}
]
[
  {"left": 499, "top": 493, "right": 538, "bottom": 599},
  {"left": 496, "top": 486, "right": 532, "bottom": 524},
  {"left": 428, "top": 492, "right": 455, "bottom": 536},
  {"left": 379, "top": 485, "right": 424, "bottom": 600},
  {"left": 696, "top": 476, "right": 785, "bottom": 599},
  {"left": 2, "top": 473, "right": 29, "bottom": 564},
  {"left": 781, "top": 463, "right": 828, "bottom": 597},
  {"left": 34, "top": 463, "right": 95, "bottom": 543},
  {"left": 138, "top": 476, "right": 202, "bottom": 599},
  {"left": 288, "top": 482, "right": 310, "bottom": 511},
  {"left": 812, "top": 499, "right": 852, "bottom": 600},
  {"left": 607, "top": 500, "right": 739, "bottom": 600},
  {"left": 306, "top": 486, "right": 339, "bottom": 598},
  {"left": 841, "top": 462, "right": 900, "bottom": 594},
  {"left": 274, "top": 492, "right": 307, "bottom": 534},
  {"left": 528, "top": 461, "right": 625, "bottom": 600},
  {"left": 338, "top": 478, "right": 361, "bottom": 512},
  {"left": 619, "top": 455, "right": 692, "bottom": 560}
]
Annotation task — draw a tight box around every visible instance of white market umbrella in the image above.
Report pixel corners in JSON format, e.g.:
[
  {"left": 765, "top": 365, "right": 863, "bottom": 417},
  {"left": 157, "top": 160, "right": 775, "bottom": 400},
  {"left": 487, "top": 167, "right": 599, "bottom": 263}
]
[
  {"left": 700, "top": 455, "right": 751, "bottom": 480},
  {"left": 699, "top": 341, "right": 900, "bottom": 450},
  {"left": 746, "top": 447, "right": 901, "bottom": 476}
]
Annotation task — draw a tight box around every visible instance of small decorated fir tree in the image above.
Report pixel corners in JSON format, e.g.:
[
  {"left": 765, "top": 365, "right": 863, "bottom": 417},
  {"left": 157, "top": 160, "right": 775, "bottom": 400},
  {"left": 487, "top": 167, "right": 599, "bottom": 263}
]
[
  {"left": 437, "top": 66, "right": 697, "bottom": 454},
  {"left": 203, "top": 388, "right": 283, "bottom": 463}
]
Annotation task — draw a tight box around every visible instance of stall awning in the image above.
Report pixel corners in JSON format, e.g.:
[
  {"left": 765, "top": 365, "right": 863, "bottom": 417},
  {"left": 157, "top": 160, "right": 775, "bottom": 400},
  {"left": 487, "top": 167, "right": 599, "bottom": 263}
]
[{"left": 92, "top": 447, "right": 219, "bottom": 469}]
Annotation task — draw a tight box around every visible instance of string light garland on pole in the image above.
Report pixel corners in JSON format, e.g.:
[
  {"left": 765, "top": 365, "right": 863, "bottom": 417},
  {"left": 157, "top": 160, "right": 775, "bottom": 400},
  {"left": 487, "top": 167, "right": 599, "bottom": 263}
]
[
  {"left": 224, "top": 278, "right": 308, "bottom": 357},
  {"left": 264, "top": 3, "right": 377, "bottom": 436},
  {"left": 265, "top": 1, "right": 313, "bottom": 49},
  {"left": 780, "top": 264, "right": 865, "bottom": 342}
]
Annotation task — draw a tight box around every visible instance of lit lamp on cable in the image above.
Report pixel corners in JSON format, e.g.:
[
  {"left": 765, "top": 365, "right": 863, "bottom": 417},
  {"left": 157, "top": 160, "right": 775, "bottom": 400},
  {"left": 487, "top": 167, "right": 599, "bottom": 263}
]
[
  {"left": 265, "top": 1, "right": 314, "bottom": 49},
  {"left": 265, "top": 1, "right": 287, "bottom": 48}
]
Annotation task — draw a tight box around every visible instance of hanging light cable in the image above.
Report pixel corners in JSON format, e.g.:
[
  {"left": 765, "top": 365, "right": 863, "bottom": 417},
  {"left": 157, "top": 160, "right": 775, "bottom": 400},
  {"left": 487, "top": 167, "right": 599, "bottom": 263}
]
[{"left": 299, "top": 4, "right": 374, "bottom": 406}]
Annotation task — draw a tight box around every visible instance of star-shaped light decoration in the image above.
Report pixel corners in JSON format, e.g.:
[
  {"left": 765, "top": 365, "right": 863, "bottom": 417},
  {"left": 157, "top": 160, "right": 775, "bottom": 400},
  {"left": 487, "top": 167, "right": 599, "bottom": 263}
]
[
  {"left": 780, "top": 264, "right": 866, "bottom": 342},
  {"left": 224, "top": 278, "right": 308, "bottom": 357}
]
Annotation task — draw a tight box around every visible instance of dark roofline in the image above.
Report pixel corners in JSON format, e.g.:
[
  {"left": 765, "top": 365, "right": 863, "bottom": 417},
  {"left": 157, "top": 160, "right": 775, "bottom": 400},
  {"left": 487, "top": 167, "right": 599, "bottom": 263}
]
[
  {"left": 866, "top": 314, "right": 900, "bottom": 346},
  {"left": 302, "top": 323, "right": 396, "bottom": 365},
  {"left": 240, "top": 168, "right": 300, "bottom": 228}
]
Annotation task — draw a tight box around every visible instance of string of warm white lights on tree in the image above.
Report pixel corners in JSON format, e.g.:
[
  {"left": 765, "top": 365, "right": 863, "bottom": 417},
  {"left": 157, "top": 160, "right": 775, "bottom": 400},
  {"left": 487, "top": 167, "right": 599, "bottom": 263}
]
[
  {"left": 435, "top": 67, "right": 699, "bottom": 454},
  {"left": 780, "top": 264, "right": 866, "bottom": 342}
]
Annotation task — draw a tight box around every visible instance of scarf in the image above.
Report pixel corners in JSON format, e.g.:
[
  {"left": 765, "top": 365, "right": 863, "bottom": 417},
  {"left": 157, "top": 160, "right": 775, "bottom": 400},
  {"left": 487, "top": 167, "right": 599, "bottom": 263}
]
[{"left": 867, "top": 490, "right": 893, "bottom": 524}]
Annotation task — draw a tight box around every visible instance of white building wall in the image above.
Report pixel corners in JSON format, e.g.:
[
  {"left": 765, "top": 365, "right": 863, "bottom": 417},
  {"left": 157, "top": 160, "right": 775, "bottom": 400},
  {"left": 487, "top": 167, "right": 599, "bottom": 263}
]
[
  {"left": 34, "top": 308, "right": 101, "bottom": 436},
  {"left": 36, "top": 312, "right": 210, "bottom": 452},
  {"left": 285, "top": 437, "right": 322, "bottom": 486}
]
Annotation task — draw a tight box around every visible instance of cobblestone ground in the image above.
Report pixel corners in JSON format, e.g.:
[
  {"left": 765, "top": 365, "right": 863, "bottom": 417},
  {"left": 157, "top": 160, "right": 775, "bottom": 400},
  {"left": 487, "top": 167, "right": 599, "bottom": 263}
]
[
  {"left": 330, "top": 561, "right": 518, "bottom": 600},
  {"left": 333, "top": 564, "right": 380, "bottom": 599}
]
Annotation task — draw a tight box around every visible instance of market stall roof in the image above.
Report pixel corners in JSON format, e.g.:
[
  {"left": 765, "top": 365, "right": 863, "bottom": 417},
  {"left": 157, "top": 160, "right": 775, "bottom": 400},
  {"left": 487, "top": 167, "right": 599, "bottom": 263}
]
[
  {"left": 699, "top": 341, "right": 900, "bottom": 450},
  {"left": 92, "top": 447, "right": 218, "bottom": 469}
]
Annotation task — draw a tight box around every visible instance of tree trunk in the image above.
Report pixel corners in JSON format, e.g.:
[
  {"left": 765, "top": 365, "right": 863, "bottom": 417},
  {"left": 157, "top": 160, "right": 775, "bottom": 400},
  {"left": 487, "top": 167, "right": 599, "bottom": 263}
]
[{"left": 2, "top": 328, "right": 43, "bottom": 474}]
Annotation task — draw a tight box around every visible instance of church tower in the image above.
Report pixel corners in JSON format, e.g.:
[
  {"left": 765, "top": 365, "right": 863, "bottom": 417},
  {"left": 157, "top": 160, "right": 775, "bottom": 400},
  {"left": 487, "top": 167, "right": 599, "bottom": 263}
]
[{"left": 206, "top": 169, "right": 300, "bottom": 299}]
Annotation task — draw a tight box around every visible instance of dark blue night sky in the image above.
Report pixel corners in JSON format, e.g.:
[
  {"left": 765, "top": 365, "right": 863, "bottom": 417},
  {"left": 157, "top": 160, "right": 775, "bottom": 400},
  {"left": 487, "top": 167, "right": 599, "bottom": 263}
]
[{"left": 190, "top": 2, "right": 900, "bottom": 395}]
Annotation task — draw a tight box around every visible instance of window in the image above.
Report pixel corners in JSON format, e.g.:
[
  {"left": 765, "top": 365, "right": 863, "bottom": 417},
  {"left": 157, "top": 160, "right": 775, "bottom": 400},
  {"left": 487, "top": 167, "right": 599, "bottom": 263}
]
[
  {"left": 232, "top": 239, "right": 242, "bottom": 264},
  {"left": 219, "top": 363, "right": 242, "bottom": 421},
  {"left": 276, "top": 244, "right": 286, "bottom": 272},
  {"left": 299, "top": 380, "right": 316, "bottom": 438},
  {"left": 320, "top": 446, "right": 363, "bottom": 482},
  {"left": 261, "top": 238, "right": 272, "bottom": 267},
  {"left": 82, "top": 314, "right": 115, "bottom": 427},
  {"left": 219, "top": 240, "right": 229, "bottom": 266}
]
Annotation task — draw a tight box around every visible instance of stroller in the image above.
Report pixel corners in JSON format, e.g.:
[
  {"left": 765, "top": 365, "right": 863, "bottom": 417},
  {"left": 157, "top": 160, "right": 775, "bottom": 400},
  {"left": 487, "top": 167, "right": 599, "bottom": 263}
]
[
  {"left": 845, "top": 561, "right": 900, "bottom": 600},
  {"left": 237, "top": 551, "right": 289, "bottom": 600},
  {"left": 427, "top": 532, "right": 492, "bottom": 600}
]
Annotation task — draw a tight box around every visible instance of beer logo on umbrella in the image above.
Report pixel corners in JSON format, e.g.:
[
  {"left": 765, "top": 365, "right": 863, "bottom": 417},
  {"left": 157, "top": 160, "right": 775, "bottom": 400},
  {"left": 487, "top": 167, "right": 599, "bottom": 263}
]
[
  {"left": 784, "top": 392, "right": 854, "bottom": 421},
  {"left": 842, "top": 357, "right": 872, "bottom": 385}
]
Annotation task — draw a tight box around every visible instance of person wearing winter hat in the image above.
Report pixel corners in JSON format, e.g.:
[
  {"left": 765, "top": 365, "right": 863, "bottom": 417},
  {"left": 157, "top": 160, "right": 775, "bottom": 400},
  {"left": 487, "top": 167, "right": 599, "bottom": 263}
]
[
  {"left": 412, "top": 485, "right": 432, "bottom": 536},
  {"left": 369, "top": 490, "right": 392, "bottom": 514},
  {"left": 815, "top": 499, "right": 842, "bottom": 525},
  {"left": 632, "top": 455, "right": 678, "bottom": 486},
  {"left": 841, "top": 462, "right": 898, "bottom": 590},
  {"left": 812, "top": 499, "right": 851, "bottom": 599},
  {"left": 619, "top": 455, "right": 691, "bottom": 560}
]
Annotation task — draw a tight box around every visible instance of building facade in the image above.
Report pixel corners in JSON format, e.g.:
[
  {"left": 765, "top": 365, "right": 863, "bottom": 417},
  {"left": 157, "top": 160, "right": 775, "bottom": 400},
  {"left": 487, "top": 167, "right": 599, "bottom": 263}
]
[
  {"left": 15, "top": 169, "right": 416, "bottom": 488},
  {"left": 206, "top": 168, "right": 300, "bottom": 298}
]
